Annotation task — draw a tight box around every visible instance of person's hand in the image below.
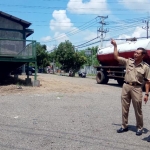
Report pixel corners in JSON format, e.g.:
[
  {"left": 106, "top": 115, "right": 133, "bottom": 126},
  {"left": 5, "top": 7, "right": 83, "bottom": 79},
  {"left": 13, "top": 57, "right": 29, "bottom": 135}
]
[
  {"left": 111, "top": 39, "right": 117, "bottom": 47},
  {"left": 144, "top": 95, "right": 148, "bottom": 104}
]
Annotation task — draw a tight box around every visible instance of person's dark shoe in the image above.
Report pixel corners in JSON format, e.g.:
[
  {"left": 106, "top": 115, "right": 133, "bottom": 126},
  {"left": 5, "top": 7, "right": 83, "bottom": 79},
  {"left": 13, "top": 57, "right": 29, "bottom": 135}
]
[
  {"left": 117, "top": 127, "right": 128, "bottom": 133},
  {"left": 136, "top": 129, "right": 142, "bottom": 136},
  {"left": 147, "top": 136, "right": 150, "bottom": 142}
]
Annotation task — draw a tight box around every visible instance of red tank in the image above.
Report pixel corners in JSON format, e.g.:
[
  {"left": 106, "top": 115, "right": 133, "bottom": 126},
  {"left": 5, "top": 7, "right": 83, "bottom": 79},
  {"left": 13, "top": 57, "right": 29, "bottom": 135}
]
[{"left": 97, "top": 39, "right": 150, "bottom": 66}]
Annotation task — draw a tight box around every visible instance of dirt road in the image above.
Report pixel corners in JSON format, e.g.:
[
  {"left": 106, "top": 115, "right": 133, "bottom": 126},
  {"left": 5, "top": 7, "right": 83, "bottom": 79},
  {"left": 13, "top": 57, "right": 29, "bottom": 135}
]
[
  {"left": 0, "top": 74, "right": 118, "bottom": 95},
  {"left": 0, "top": 74, "right": 150, "bottom": 150}
]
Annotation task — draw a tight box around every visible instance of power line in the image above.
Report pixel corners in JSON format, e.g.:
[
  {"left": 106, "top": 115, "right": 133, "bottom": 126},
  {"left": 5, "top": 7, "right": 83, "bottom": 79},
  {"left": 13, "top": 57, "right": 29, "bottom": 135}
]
[
  {"left": 42, "top": 22, "right": 139, "bottom": 43},
  {"left": 41, "top": 17, "right": 146, "bottom": 43},
  {"left": 25, "top": 17, "right": 146, "bottom": 27},
  {"left": 2, "top": 10, "right": 148, "bottom": 16},
  {"left": 71, "top": 23, "right": 140, "bottom": 48},
  {"left": 76, "top": 36, "right": 148, "bottom": 49},
  {"left": 0, "top": 4, "right": 149, "bottom": 10},
  {"left": 97, "top": 16, "right": 109, "bottom": 48},
  {"left": 142, "top": 18, "right": 150, "bottom": 39},
  {"left": 29, "top": 16, "right": 148, "bottom": 24},
  {"left": 36, "top": 16, "right": 147, "bottom": 44},
  {"left": 27, "top": 16, "right": 148, "bottom": 25},
  {"left": 74, "top": 37, "right": 99, "bottom": 48},
  {"left": 74, "top": 21, "right": 143, "bottom": 48},
  {"left": 41, "top": 18, "right": 97, "bottom": 43},
  {"left": 43, "top": 0, "right": 150, "bottom": 4},
  {"left": 75, "top": 24, "right": 141, "bottom": 49},
  {"left": 109, "top": 22, "right": 143, "bottom": 32}
]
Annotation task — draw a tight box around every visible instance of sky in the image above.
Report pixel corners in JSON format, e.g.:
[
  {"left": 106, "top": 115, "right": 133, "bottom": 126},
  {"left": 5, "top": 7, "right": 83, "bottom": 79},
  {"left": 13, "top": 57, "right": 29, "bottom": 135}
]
[{"left": 0, "top": 0, "right": 150, "bottom": 51}]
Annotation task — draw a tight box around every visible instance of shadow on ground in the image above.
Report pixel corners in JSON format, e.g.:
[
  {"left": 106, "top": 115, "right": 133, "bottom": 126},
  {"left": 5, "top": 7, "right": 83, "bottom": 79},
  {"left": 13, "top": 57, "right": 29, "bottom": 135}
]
[
  {"left": 0, "top": 76, "right": 32, "bottom": 86},
  {"left": 142, "top": 135, "right": 150, "bottom": 142},
  {"left": 107, "top": 83, "right": 123, "bottom": 88},
  {"left": 112, "top": 123, "right": 149, "bottom": 133}
]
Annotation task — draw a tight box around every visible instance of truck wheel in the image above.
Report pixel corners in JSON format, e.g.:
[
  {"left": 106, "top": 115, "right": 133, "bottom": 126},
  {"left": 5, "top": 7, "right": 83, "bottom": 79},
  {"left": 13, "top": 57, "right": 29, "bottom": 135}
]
[
  {"left": 117, "top": 79, "right": 124, "bottom": 86},
  {"left": 96, "top": 71, "right": 108, "bottom": 84},
  {"left": 104, "top": 77, "right": 109, "bottom": 84}
]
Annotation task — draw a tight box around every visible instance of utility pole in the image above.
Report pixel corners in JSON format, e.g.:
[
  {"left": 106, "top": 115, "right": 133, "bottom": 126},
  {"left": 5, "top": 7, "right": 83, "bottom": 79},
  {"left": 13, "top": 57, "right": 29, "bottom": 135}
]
[
  {"left": 142, "top": 18, "right": 149, "bottom": 39},
  {"left": 97, "top": 16, "right": 109, "bottom": 48},
  {"left": 53, "top": 44, "right": 57, "bottom": 74}
]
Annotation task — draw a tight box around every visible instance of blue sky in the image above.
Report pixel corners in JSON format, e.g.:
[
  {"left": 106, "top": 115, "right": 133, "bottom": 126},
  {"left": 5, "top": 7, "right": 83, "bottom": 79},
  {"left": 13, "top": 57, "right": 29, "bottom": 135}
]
[{"left": 0, "top": 0, "right": 150, "bottom": 51}]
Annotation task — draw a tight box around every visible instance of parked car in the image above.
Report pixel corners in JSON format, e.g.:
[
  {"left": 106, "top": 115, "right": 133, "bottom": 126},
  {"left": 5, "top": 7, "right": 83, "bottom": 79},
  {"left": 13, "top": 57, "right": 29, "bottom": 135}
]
[
  {"left": 78, "top": 71, "right": 86, "bottom": 78},
  {"left": 69, "top": 70, "right": 74, "bottom": 77},
  {"left": 38, "top": 68, "right": 44, "bottom": 73},
  {"left": 11, "top": 67, "right": 22, "bottom": 75},
  {"left": 26, "top": 66, "right": 35, "bottom": 75}
]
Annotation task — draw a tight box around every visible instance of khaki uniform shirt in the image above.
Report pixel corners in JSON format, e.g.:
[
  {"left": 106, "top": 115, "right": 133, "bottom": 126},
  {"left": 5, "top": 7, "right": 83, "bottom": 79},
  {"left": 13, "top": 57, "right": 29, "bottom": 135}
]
[{"left": 118, "top": 57, "right": 150, "bottom": 84}]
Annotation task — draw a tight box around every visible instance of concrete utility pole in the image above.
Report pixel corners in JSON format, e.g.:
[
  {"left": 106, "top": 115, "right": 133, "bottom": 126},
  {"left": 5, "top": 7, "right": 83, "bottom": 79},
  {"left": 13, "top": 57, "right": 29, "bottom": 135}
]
[
  {"left": 97, "top": 16, "right": 109, "bottom": 48},
  {"left": 142, "top": 18, "right": 149, "bottom": 39}
]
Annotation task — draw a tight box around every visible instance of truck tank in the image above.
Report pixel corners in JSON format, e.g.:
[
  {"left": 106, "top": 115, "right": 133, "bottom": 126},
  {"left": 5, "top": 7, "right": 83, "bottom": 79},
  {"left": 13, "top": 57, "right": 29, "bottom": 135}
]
[
  {"left": 95, "top": 39, "right": 150, "bottom": 87},
  {"left": 97, "top": 39, "right": 150, "bottom": 66}
]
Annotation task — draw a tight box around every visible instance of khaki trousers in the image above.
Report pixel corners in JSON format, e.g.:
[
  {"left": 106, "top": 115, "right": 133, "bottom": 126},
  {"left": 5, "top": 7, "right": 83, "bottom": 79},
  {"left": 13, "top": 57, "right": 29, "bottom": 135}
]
[{"left": 121, "top": 83, "right": 143, "bottom": 129}]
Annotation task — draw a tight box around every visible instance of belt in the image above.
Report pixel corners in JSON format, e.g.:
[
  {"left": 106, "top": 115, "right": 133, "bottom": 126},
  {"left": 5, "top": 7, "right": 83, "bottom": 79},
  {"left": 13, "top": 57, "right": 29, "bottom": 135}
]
[{"left": 125, "top": 82, "right": 141, "bottom": 86}]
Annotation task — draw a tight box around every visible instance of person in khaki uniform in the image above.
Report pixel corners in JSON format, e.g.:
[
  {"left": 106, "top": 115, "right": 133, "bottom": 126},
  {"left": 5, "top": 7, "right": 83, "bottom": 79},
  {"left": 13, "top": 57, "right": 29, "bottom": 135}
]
[{"left": 111, "top": 39, "right": 150, "bottom": 136}]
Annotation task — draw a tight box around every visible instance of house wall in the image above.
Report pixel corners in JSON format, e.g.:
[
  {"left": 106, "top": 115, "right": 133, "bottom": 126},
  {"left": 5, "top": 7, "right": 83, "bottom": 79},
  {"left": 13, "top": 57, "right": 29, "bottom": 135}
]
[
  {"left": 0, "top": 16, "right": 23, "bottom": 39},
  {"left": 0, "top": 16, "right": 24, "bottom": 55}
]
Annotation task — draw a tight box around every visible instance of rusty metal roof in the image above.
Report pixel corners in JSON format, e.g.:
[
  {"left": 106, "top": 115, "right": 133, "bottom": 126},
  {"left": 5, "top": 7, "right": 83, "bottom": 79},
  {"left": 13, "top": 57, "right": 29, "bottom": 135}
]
[{"left": 0, "top": 11, "right": 31, "bottom": 28}]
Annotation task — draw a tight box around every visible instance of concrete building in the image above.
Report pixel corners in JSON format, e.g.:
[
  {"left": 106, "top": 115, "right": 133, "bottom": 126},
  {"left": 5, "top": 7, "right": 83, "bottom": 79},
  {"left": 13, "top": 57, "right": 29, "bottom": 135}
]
[{"left": 0, "top": 11, "right": 37, "bottom": 81}]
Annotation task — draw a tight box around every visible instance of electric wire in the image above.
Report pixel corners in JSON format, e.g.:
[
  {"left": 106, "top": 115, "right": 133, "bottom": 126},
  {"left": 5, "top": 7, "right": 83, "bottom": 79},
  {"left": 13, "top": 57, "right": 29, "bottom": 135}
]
[{"left": 74, "top": 21, "right": 143, "bottom": 48}]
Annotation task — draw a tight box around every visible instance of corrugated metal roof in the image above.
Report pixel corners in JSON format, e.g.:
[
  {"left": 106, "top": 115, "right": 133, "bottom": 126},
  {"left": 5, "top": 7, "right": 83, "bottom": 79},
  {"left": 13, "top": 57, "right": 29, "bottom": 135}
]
[
  {"left": 0, "top": 11, "right": 31, "bottom": 28},
  {"left": 26, "top": 29, "right": 34, "bottom": 37}
]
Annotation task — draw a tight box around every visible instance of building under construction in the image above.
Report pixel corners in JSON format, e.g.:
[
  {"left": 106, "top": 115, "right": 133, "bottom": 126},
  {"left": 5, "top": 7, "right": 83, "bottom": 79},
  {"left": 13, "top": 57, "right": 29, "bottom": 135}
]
[{"left": 0, "top": 11, "right": 37, "bottom": 82}]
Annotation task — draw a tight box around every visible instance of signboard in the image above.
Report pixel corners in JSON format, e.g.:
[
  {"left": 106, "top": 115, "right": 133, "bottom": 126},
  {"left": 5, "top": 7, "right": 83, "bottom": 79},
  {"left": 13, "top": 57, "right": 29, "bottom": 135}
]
[{"left": 85, "top": 50, "right": 92, "bottom": 56}]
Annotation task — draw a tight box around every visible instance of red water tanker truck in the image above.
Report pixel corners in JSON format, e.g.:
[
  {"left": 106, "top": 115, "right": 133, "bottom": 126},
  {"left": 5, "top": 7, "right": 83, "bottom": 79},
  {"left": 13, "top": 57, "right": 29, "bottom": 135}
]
[{"left": 95, "top": 38, "right": 150, "bottom": 87}]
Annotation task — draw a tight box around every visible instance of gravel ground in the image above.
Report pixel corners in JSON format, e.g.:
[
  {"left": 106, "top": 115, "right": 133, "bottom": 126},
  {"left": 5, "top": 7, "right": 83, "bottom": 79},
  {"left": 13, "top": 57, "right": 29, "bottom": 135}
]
[{"left": 0, "top": 74, "right": 150, "bottom": 150}]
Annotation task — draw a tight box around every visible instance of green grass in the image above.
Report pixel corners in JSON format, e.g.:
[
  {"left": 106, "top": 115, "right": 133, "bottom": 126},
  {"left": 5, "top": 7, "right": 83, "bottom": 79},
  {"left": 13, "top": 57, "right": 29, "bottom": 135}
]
[{"left": 86, "top": 74, "right": 96, "bottom": 76}]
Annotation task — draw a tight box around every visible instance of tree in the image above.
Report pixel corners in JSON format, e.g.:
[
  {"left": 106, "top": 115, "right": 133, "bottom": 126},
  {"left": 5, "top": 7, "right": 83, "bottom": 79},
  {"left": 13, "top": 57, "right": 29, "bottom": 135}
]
[
  {"left": 36, "top": 43, "right": 50, "bottom": 69},
  {"left": 49, "top": 47, "right": 57, "bottom": 62},
  {"left": 83, "top": 46, "right": 99, "bottom": 66},
  {"left": 55, "top": 40, "right": 87, "bottom": 74}
]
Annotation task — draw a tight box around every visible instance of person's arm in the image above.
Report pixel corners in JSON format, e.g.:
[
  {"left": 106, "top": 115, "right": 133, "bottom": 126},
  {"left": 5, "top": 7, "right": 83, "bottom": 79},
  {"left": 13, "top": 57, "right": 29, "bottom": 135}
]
[
  {"left": 144, "top": 81, "right": 149, "bottom": 104},
  {"left": 144, "top": 67, "right": 150, "bottom": 104},
  {"left": 111, "top": 39, "right": 127, "bottom": 66},
  {"left": 111, "top": 39, "right": 119, "bottom": 61}
]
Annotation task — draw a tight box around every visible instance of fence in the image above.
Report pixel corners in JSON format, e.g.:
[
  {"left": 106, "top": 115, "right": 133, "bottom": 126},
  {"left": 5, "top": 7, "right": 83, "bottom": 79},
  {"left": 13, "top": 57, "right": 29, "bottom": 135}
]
[
  {"left": 0, "top": 38, "right": 36, "bottom": 59},
  {"left": 80, "top": 65, "right": 97, "bottom": 75}
]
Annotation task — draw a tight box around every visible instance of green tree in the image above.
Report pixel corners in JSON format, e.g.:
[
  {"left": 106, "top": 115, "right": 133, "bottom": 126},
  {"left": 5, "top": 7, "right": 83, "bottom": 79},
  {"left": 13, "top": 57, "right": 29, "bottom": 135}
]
[
  {"left": 36, "top": 43, "right": 50, "bottom": 69},
  {"left": 49, "top": 48, "right": 62, "bottom": 69},
  {"left": 49, "top": 47, "right": 57, "bottom": 62},
  {"left": 83, "top": 46, "right": 99, "bottom": 66},
  {"left": 55, "top": 40, "right": 87, "bottom": 74}
]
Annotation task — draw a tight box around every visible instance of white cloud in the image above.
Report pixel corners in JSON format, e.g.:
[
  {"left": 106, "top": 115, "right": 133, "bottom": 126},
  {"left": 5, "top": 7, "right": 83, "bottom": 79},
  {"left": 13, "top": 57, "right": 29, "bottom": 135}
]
[
  {"left": 118, "top": 0, "right": 149, "bottom": 11},
  {"left": 41, "top": 36, "right": 51, "bottom": 42},
  {"left": 54, "top": 32, "right": 69, "bottom": 43},
  {"left": 83, "top": 30, "right": 97, "bottom": 41},
  {"left": 67, "top": 0, "right": 110, "bottom": 15},
  {"left": 116, "top": 34, "right": 131, "bottom": 44},
  {"left": 131, "top": 26, "right": 146, "bottom": 37},
  {"left": 47, "top": 45, "right": 54, "bottom": 52},
  {"left": 50, "top": 10, "right": 75, "bottom": 32},
  {"left": 116, "top": 26, "right": 147, "bottom": 40},
  {"left": 104, "top": 26, "right": 147, "bottom": 47}
]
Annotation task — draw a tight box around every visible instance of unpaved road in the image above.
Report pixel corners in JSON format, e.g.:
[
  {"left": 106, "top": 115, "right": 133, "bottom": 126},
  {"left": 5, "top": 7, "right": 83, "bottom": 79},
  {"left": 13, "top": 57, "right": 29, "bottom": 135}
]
[{"left": 0, "top": 74, "right": 150, "bottom": 150}]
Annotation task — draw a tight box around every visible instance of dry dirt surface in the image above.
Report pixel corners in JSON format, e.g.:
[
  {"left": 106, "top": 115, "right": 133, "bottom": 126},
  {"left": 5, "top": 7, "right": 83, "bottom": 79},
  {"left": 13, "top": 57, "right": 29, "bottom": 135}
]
[
  {"left": 0, "top": 74, "right": 104, "bottom": 96},
  {"left": 1, "top": 73, "right": 150, "bottom": 150}
]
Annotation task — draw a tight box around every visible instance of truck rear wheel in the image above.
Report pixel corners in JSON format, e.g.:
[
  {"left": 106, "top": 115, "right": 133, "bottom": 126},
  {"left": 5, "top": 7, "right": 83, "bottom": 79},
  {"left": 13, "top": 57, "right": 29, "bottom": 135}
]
[
  {"left": 96, "top": 71, "right": 109, "bottom": 84},
  {"left": 117, "top": 79, "right": 124, "bottom": 86}
]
